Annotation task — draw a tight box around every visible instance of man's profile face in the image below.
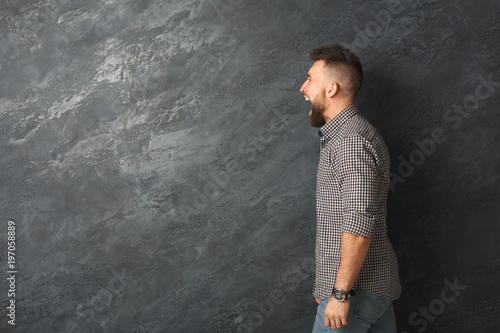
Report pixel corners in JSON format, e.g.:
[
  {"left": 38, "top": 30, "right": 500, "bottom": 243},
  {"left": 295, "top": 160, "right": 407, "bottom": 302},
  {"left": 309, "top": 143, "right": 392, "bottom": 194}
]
[{"left": 300, "top": 61, "right": 328, "bottom": 128}]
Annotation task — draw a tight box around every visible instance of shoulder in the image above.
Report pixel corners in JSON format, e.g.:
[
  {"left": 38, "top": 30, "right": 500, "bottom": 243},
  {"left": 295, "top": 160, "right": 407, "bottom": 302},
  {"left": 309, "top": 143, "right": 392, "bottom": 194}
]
[
  {"left": 328, "top": 114, "right": 381, "bottom": 150},
  {"left": 344, "top": 113, "right": 380, "bottom": 140},
  {"left": 335, "top": 116, "right": 389, "bottom": 165}
]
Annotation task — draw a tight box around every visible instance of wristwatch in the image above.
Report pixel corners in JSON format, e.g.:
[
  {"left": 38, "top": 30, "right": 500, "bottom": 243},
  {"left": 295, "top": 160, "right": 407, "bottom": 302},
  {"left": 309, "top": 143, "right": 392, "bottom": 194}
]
[{"left": 332, "top": 288, "right": 353, "bottom": 302}]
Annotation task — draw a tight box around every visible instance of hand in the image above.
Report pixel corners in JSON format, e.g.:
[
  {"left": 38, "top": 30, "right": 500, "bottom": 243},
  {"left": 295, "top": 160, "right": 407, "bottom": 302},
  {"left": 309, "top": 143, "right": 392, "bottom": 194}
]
[{"left": 324, "top": 296, "right": 350, "bottom": 329}]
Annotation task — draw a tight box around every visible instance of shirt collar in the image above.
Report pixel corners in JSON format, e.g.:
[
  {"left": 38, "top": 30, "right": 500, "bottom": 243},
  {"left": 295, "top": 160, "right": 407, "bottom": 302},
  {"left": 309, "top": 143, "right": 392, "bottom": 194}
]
[{"left": 318, "top": 104, "right": 359, "bottom": 140}]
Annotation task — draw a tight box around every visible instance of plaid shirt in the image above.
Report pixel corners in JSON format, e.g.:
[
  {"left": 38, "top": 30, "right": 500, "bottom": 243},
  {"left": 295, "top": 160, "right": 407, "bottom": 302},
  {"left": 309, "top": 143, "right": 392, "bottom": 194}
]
[{"left": 313, "top": 104, "right": 401, "bottom": 301}]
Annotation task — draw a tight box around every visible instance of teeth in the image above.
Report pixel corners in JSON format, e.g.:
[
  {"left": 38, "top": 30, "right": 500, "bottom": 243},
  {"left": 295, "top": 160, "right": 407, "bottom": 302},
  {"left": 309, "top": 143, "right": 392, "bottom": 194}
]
[{"left": 304, "top": 97, "right": 310, "bottom": 101}]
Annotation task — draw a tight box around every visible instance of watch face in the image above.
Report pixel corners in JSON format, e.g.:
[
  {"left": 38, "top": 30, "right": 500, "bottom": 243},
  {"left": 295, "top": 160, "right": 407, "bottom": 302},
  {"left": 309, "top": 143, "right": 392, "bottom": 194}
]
[{"left": 333, "top": 289, "right": 345, "bottom": 301}]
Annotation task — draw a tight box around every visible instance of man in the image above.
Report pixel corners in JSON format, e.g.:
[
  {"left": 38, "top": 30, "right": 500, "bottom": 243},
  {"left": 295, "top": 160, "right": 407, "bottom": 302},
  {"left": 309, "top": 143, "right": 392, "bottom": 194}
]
[{"left": 300, "top": 44, "right": 401, "bottom": 332}]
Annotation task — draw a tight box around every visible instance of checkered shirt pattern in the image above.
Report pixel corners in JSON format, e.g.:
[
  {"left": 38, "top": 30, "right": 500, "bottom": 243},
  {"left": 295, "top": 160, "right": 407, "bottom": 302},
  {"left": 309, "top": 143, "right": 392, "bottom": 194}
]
[{"left": 313, "top": 104, "right": 401, "bottom": 301}]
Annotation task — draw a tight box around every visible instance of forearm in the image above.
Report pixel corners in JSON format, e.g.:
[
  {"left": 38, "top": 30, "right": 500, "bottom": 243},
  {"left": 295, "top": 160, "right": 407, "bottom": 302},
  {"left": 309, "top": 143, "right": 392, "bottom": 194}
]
[{"left": 334, "top": 232, "right": 371, "bottom": 291}]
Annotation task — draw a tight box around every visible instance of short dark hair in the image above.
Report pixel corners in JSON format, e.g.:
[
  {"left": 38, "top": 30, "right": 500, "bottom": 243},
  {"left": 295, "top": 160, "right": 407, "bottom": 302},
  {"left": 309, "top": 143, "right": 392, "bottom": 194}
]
[{"left": 309, "top": 44, "right": 363, "bottom": 98}]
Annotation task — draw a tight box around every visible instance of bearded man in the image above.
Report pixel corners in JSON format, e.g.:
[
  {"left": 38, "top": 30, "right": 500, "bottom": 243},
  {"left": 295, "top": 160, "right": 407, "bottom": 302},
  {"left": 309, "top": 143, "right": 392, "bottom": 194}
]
[{"left": 300, "top": 44, "right": 401, "bottom": 332}]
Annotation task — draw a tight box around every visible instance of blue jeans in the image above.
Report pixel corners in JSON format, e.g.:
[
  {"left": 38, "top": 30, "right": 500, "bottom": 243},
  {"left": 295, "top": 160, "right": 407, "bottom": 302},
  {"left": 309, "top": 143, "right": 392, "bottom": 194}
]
[{"left": 312, "top": 290, "right": 396, "bottom": 333}]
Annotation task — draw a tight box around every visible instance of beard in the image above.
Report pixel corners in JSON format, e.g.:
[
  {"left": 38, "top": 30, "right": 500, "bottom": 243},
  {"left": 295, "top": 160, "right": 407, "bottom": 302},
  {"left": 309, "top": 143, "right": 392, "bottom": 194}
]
[{"left": 309, "top": 95, "right": 327, "bottom": 128}]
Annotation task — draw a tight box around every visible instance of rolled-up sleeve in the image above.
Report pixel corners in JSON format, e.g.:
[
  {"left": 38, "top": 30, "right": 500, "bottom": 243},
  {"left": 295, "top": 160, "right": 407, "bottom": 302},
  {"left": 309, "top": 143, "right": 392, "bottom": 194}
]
[{"left": 336, "top": 136, "right": 382, "bottom": 238}]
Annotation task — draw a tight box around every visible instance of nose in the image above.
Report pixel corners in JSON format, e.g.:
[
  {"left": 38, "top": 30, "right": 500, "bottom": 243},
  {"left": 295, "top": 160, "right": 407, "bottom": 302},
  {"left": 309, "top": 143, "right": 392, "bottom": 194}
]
[{"left": 300, "top": 80, "right": 307, "bottom": 93}]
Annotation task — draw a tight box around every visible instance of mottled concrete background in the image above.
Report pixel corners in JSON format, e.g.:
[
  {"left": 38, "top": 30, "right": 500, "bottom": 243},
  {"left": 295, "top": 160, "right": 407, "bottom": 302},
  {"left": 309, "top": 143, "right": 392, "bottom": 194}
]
[{"left": 0, "top": 0, "right": 498, "bottom": 332}]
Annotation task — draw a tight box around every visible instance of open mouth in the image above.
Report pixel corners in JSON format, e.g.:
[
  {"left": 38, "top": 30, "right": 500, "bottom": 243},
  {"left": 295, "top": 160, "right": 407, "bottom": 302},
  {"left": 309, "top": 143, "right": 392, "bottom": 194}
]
[{"left": 304, "top": 96, "right": 312, "bottom": 116}]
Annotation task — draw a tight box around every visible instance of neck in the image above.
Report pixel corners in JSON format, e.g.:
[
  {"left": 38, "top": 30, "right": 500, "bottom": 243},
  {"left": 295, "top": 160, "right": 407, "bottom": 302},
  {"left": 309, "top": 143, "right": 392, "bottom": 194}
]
[{"left": 323, "top": 100, "right": 354, "bottom": 124}]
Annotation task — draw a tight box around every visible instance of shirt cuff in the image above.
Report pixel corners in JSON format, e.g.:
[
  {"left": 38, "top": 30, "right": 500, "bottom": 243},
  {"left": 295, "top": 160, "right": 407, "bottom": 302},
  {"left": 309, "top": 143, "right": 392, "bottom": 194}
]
[{"left": 342, "top": 211, "right": 376, "bottom": 238}]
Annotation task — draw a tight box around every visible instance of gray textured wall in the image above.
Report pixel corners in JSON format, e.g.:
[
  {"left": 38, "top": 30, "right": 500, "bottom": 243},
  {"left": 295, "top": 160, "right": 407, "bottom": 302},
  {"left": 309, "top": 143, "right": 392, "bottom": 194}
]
[{"left": 0, "top": 0, "right": 499, "bottom": 332}]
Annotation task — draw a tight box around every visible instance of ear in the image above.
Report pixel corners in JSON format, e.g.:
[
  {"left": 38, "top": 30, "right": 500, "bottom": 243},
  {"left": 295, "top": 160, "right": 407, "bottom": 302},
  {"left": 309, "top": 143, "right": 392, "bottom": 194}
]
[{"left": 326, "top": 82, "right": 338, "bottom": 98}]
